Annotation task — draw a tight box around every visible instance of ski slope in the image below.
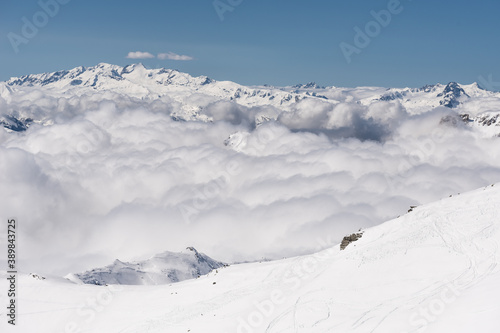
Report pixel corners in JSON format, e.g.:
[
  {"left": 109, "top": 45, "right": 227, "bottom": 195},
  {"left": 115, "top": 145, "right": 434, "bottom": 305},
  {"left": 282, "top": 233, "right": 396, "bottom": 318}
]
[{"left": 2, "top": 183, "right": 499, "bottom": 332}]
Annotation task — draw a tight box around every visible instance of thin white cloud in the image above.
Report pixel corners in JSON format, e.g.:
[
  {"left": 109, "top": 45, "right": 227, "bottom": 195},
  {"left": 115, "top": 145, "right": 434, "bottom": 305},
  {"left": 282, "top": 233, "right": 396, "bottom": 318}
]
[
  {"left": 126, "top": 51, "right": 155, "bottom": 59},
  {"left": 158, "top": 52, "right": 194, "bottom": 61}
]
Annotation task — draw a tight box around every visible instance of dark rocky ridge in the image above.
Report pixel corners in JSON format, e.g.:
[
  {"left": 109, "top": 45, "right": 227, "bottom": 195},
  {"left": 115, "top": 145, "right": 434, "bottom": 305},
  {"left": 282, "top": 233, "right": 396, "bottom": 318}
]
[{"left": 340, "top": 232, "right": 363, "bottom": 250}]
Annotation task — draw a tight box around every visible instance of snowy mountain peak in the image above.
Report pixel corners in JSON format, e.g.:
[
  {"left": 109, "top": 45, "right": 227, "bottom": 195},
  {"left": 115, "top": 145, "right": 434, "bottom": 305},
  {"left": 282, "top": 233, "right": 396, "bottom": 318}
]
[
  {"left": 5, "top": 63, "right": 191, "bottom": 89},
  {"left": 437, "top": 82, "right": 470, "bottom": 108},
  {"left": 186, "top": 246, "right": 201, "bottom": 257},
  {"left": 186, "top": 246, "right": 198, "bottom": 252},
  {"left": 418, "top": 84, "right": 438, "bottom": 92},
  {"left": 469, "top": 81, "right": 483, "bottom": 90},
  {"left": 73, "top": 247, "right": 226, "bottom": 285},
  {"left": 6, "top": 63, "right": 128, "bottom": 88},
  {"left": 292, "top": 82, "right": 323, "bottom": 89},
  {"left": 121, "top": 62, "right": 145, "bottom": 71},
  {"left": 438, "top": 82, "right": 469, "bottom": 98},
  {"left": 377, "top": 81, "right": 480, "bottom": 110}
]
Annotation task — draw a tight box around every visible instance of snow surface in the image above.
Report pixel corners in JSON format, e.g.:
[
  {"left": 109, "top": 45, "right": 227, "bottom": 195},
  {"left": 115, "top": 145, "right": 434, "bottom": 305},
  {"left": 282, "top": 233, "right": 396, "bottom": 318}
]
[{"left": 1, "top": 184, "right": 499, "bottom": 332}]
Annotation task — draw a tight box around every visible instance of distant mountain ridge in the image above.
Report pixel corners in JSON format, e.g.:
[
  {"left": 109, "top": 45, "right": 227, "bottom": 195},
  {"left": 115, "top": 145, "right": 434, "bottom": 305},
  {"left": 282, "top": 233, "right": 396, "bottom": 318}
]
[
  {"left": 3, "top": 63, "right": 310, "bottom": 107},
  {"left": 1, "top": 63, "right": 500, "bottom": 137},
  {"left": 2, "top": 63, "right": 494, "bottom": 109}
]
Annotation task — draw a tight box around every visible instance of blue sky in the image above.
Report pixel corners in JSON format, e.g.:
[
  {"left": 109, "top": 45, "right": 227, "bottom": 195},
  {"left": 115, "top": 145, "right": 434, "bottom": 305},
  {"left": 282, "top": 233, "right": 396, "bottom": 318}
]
[{"left": 1, "top": 0, "right": 499, "bottom": 88}]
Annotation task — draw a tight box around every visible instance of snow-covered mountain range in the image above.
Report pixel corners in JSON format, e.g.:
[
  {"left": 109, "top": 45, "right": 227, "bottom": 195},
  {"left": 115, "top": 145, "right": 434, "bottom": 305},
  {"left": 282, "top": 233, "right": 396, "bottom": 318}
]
[
  {"left": 3, "top": 183, "right": 499, "bottom": 332},
  {"left": 68, "top": 247, "right": 226, "bottom": 286},
  {"left": 1, "top": 63, "right": 500, "bottom": 137}
]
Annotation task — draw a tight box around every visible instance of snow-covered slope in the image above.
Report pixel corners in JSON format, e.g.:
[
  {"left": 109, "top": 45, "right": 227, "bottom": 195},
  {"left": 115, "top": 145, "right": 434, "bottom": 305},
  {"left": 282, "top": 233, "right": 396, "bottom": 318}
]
[
  {"left": 70, "top": 247, "right": 226, "bottom": 286},
  {"left": 2, "top": 184, "right": 499, "bottom": 332}
]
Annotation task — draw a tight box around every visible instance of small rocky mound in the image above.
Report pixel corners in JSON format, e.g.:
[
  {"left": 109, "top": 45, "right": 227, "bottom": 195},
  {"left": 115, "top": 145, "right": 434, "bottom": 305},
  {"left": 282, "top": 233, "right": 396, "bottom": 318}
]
[
  {"left": 477, "top": 114, "right": 499, "bottom": 126},
  {"left": 0, "top": 115, "right": 33, "bottom": 132},
  {"left": 29, "top": 273, "right": 46, "bottom": 280},
  {"left": 340, "top": 232, "right": 364, "bottom": 250}
]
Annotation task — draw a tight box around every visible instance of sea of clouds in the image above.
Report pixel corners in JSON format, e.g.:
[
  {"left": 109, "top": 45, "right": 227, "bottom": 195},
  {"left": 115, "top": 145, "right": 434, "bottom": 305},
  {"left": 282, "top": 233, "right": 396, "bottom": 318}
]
[{"left": 1, "top": 89, "right": 500, "bottom": 276}]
